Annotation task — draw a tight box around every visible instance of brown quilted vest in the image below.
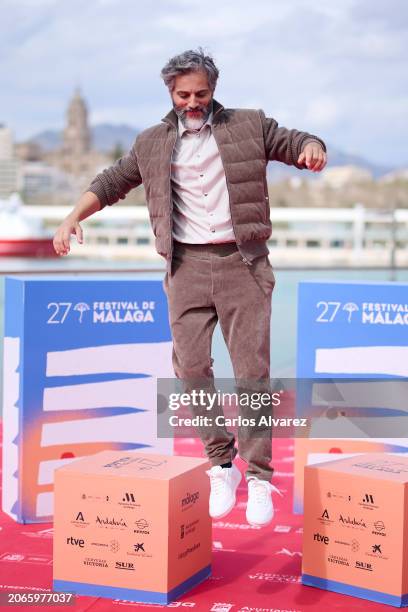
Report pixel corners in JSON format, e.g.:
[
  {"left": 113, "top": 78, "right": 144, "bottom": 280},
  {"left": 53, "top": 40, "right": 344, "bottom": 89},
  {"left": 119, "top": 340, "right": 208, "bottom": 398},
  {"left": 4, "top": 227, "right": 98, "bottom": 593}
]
[{"left": 89, "top": 99, "right": 325, "bottom": 274}]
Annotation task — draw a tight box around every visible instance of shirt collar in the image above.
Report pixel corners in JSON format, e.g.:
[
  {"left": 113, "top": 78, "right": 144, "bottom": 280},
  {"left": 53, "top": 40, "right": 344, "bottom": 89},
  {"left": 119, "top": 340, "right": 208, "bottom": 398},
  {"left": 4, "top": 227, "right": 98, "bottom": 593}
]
[{"left": 178, "top": 111, "right": 213, "bottom": 137}]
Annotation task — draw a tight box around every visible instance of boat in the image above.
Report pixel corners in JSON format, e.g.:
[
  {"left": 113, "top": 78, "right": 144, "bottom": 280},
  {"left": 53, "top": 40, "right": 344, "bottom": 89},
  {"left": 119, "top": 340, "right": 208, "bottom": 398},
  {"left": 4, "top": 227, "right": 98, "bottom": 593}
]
[{"left": 0, "top": 193, "right": 57, "bottom": 257}]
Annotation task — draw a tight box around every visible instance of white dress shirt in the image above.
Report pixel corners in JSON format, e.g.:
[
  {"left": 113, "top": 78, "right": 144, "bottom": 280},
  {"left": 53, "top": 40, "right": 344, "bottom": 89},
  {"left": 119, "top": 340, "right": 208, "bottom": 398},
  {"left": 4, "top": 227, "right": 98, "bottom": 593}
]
[{"left": 171, "top": 113, "right": 236, "bottom": 244}]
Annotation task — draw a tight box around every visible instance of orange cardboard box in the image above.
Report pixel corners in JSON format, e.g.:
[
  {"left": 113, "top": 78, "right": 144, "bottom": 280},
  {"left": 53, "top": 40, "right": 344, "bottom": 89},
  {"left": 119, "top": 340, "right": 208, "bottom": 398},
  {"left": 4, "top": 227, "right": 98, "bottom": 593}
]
[
  {"left": 53, "top": 451, "right": 211, "bottom": 604},
  {"left": 302, "top": 453, "right": 408, "bottom": 607}
]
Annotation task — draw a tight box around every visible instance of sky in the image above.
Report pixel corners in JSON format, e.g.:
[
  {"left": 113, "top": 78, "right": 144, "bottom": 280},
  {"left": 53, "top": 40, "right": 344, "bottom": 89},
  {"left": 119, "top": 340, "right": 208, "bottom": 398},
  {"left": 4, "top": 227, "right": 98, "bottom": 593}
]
[{"left": 1, "top": 0, "right": 408, "bottom": 167}]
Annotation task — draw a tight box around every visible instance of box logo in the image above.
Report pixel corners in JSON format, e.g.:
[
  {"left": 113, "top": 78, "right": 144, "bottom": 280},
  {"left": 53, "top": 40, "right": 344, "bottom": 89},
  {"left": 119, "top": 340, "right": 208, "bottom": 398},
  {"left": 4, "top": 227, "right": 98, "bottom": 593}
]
[
  {"left": 372, "top": 520, "right": 386, "bottom": 537},
  {"left": 66, "top": 536, "right": 85, "bottom": 547},
  {"left": 71, "top": 511, "right": 89, "bottom": 528},
  {"left": 318, "top": 508, "right": 333, "bottom": 525},
  {"left": 328, "top": 554, "right": 349, "bottom": 566},
  {"left": 96, "top": 515, "right": 127, "bottom": 529},
  {"left": 119, "top": 491, "right": 140, "bottom": 510},
  {"left": 133, "top": 518, "right": 150, "bottom": 534},
  {"left": 180, "top": 519, "right": 199, "bottom": 540},
  {"left": 83, "top": 557, "right": 108, "bottom": 568},
  {"left": 313, "top": 532, "right": 329, "bottom": 545},
  {"left": 123, "top": 492, "right": 135, "bottom": 503},
  {"left": 338, "top": 514, "right": 367, "bottom": 529},
  {"left": 359, "top": 492, "right": 379, "bottom": 509},
  {"left": 178, "top": 542, "right": 201, "bottom": 560},
  {"left": 181, "top": 491, "right": 200, "bottom": 510},
  {"left": 351, "top": 539, "right": 360, "bottom": 552},
  {"left": 327, "top": 490, "right": 352, "bottom": 502},
  {"left": 355, "top": 560, "right": 373, "bottom": 571},
  {"left": 115, "top": 561, "right": 135, "bottom": 571},
  {"left": 110, "top": 539, "right": 120, "bottom": 553}
]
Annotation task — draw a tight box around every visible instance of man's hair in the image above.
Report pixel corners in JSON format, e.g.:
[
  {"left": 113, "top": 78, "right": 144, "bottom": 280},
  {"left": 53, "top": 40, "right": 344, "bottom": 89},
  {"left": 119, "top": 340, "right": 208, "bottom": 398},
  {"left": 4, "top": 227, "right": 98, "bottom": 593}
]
[{"left": 160, "top": 48, "right": 219, "bottom": 92}]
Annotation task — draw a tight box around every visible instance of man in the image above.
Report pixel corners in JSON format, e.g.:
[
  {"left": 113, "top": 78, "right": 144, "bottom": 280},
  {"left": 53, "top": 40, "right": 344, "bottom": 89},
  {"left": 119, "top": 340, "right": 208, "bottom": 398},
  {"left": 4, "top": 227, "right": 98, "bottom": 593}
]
[{"left": 53, "top": 48, "right": 327, "bottom": 527}]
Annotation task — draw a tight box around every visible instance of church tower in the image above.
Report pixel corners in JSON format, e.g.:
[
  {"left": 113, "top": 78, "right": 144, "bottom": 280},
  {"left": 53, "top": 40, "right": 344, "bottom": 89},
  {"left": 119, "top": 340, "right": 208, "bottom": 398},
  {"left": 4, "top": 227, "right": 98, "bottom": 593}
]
[
  {"left": 62, "top": 88, "right": 91, "bottom": 155},
  {"left": 45, "top": 88, "right": 110, "bottom": 189}
]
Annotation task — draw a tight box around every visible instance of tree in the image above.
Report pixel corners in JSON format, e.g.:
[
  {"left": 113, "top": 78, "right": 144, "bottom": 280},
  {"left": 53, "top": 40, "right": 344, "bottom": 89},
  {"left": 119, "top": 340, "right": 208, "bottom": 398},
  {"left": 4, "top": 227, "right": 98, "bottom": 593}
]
[{"left": 111, "top": 141, "right": 125, "bottom": 161}]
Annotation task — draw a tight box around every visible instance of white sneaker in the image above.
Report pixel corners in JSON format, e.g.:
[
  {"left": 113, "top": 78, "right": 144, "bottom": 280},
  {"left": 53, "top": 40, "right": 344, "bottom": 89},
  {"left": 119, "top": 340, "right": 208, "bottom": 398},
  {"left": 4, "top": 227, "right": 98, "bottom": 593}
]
[
  {"left": 246, "top": 478, "right": 282, "bottom": 527},
  {"left": 206, "top": 463, "right": 242, "bottom": 519}
]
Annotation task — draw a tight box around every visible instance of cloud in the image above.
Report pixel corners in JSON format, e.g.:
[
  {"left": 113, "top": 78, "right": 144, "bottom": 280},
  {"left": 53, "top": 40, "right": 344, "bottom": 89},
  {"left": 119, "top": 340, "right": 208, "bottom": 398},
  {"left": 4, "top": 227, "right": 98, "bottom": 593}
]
[
  {"left": 303, "top": 96, "right": 342, "bottom": 129},
  {"left": 351, "top": 0, "right": 408, "bottom": 32},
  {"left": 1, "top": 0, "right": 407, "bottom": 165}
]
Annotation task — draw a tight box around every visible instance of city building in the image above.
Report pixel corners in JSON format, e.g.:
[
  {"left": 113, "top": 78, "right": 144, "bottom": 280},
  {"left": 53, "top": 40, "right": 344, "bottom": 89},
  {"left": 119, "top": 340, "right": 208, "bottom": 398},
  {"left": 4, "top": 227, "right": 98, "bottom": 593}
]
[
  {"left": 45, "top": 88, "right": 111, "bottom": 190},
  {"left": 316, "top": 165, "right": 373, "bottom": 189},
  {"left": 21, "top": 162, "right": 77, "bottom": 206},
  {"left": 0, "top": 124, "right": 21, "bottom": 198},
  {"left": 15, "top": 141, "right": 43, "bottom": 162}
]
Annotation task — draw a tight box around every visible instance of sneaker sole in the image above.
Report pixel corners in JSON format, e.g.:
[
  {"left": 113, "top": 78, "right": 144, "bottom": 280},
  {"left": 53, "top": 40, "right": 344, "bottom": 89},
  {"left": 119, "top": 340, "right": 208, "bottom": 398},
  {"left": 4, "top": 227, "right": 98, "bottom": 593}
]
[
  {"left": 246, "top": 509, "right": 274, "bottom": 527},
  {"left": 246, "top": 516, "right": 273, "bottom": 528}
]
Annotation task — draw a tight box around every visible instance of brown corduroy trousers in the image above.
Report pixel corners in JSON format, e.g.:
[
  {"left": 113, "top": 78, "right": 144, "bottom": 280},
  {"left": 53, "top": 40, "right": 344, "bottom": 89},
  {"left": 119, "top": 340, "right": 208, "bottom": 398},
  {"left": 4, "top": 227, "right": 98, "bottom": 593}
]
[{"left": 163, "top": 240, "right": 276, "bottom": 481}]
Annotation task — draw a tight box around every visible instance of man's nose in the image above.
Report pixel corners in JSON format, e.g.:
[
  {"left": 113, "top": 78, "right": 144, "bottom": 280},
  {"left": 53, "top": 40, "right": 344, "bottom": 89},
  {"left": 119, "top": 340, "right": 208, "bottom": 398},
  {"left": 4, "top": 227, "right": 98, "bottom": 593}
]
[{"left": 188, "top": 96, "right": 199, "bottom": 108}]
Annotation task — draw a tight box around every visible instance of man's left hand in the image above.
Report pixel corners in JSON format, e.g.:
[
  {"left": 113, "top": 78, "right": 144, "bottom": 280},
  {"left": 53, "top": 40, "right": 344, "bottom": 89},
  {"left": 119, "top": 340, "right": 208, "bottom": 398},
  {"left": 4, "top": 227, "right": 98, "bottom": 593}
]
[{"left": 297, "top": 142, "right": 327, "bottom": 172}]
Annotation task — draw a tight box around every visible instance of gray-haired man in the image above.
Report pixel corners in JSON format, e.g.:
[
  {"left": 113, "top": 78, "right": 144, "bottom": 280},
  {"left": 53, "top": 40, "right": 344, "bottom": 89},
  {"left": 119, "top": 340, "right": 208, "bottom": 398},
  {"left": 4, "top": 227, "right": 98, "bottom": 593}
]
[{"left": 54, "top": 48, "right": 327, "bottom": 527}]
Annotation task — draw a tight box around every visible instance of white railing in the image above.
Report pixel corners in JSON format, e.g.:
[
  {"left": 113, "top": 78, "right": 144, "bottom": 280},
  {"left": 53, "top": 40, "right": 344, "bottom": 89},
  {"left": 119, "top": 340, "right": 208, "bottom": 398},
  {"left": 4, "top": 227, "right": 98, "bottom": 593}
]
[{"left": 22, "top": 204, "right": 408, "bottom": 266}]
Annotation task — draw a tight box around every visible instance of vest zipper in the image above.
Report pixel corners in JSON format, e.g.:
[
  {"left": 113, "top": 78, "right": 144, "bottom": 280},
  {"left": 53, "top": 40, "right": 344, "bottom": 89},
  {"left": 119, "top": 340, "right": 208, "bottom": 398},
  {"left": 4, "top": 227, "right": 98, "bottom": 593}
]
[{"left": 167, "top": 129, "right": 178, "bottom": 267}]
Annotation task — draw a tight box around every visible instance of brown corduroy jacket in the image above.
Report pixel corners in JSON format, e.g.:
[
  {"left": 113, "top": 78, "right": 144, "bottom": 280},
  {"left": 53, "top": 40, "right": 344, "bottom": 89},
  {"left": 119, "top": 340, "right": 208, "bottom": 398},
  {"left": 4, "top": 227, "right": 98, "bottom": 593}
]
[{"left": 88, "top": 99, "right": 326, "bottom": 273}]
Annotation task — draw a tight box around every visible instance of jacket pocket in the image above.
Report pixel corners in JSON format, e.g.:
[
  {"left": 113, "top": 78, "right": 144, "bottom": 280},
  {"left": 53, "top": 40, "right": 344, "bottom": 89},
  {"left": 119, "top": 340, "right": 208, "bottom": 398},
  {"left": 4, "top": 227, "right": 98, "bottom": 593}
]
[{"left": 248, "top": 255, "right": 275, "bottom": 297}]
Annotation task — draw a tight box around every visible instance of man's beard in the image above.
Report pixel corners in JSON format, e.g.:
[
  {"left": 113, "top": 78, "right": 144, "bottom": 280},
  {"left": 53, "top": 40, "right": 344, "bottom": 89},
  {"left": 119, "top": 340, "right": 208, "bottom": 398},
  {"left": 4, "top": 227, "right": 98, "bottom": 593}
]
[{"left": 174, "top": 100, "right": 213, "bottom": 130}]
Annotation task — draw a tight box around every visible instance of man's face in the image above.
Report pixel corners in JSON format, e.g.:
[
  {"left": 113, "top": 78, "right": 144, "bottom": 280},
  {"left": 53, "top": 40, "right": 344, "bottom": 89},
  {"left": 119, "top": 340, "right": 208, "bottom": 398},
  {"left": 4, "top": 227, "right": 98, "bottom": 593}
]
[{"left": 171, "top": 70, "right": 213, "bottom": 130}]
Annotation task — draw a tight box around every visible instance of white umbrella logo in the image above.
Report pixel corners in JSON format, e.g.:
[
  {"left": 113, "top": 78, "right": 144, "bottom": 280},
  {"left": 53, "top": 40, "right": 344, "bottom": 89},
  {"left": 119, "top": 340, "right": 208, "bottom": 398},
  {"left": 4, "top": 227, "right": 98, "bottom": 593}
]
[
  {"left": 342, "top": 302, "right": 359, "bottom": 323},
  {"left": 74, "top": 302, "right": 90, "bottom": 323}
]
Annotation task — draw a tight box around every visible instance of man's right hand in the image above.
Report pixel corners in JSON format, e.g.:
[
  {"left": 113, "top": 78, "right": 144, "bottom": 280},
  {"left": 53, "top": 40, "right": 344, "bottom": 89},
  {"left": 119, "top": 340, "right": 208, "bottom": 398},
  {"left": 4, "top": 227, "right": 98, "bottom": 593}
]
[{"left": 53, "top": 217, "right": 83, "bottom": 256}]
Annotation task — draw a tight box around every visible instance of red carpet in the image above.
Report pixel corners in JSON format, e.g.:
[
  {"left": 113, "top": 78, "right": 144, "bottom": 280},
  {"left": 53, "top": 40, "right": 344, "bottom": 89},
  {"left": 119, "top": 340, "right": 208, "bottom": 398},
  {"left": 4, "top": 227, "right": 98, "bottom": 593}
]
[{"left": 0, "top": 423, "right": 386, "bottom": 611}]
